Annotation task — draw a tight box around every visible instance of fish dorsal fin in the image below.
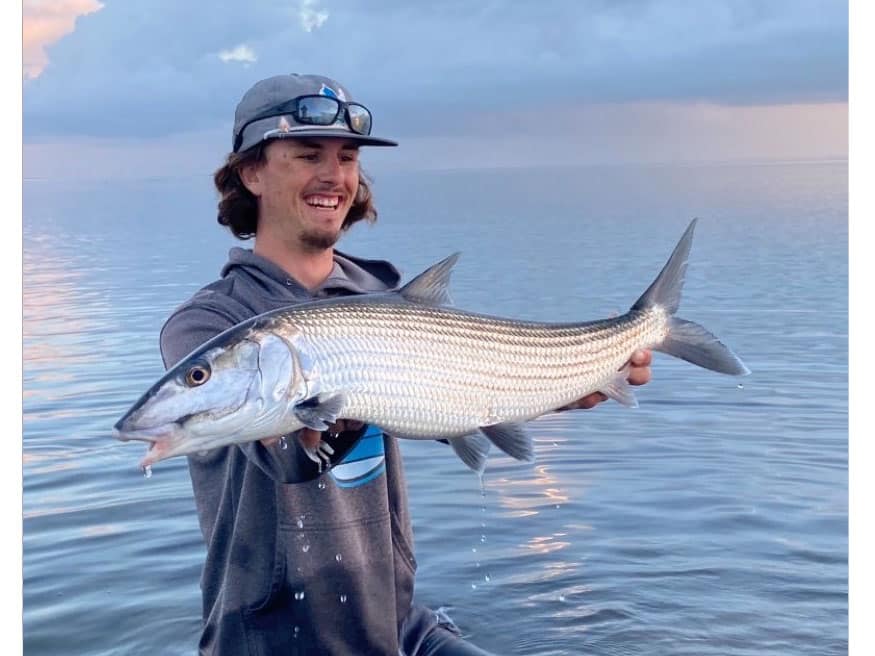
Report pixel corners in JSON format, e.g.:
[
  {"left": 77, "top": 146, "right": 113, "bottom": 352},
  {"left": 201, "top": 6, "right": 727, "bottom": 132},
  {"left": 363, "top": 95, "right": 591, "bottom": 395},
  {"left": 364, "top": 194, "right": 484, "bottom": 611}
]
[{"left": 398, "top": 253, "right": 460, "bottom": 306}]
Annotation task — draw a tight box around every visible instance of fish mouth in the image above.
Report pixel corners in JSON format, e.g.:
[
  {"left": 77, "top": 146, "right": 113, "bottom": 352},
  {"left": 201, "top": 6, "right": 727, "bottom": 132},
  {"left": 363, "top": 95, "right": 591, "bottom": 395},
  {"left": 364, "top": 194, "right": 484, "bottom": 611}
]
[{"left": 113, "top": 423, "right": 181, "bottom": 468}]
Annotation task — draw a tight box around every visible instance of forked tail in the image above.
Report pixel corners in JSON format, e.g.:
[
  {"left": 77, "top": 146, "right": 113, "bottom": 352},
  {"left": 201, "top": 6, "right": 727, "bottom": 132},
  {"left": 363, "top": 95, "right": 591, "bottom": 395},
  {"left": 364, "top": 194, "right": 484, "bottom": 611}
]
[{"left": 632, "top": 219, "right": 750, "bottom": 376}]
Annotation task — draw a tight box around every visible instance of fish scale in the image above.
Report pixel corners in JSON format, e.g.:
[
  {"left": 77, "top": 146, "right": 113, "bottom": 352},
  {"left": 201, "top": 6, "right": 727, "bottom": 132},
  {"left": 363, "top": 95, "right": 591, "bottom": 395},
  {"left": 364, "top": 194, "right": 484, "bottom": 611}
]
[
  {"left": 283, "top": 299, "right": 669, "bottom": 438},
  {"left": 114, "top": 219, "right": 750, "bottom": 472}
]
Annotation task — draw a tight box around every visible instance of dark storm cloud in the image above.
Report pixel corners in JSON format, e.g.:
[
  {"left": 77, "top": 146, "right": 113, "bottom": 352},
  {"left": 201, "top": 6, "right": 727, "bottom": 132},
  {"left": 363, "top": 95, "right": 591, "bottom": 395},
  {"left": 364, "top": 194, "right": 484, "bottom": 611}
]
[{"left": 23, "top": 0, "right": 847, "bottom": 140}]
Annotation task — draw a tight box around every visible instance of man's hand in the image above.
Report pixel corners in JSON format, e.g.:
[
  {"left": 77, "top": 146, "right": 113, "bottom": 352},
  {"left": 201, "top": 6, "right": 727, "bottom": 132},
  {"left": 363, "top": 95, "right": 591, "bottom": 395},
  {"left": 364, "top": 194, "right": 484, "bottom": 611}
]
[
  {"left": 260, "top": 420, "right": 365, "bottom": 449},
  {"left": 557, "top": 349, "right": 653, "bottom": 411}
]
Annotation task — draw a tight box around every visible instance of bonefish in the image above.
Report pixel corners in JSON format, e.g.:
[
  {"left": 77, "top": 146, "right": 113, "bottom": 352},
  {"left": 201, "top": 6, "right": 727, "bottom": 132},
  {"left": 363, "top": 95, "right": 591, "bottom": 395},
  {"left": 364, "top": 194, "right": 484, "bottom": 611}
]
[{"left": 114, "top": 219, "right": 749, "bottom": 473}]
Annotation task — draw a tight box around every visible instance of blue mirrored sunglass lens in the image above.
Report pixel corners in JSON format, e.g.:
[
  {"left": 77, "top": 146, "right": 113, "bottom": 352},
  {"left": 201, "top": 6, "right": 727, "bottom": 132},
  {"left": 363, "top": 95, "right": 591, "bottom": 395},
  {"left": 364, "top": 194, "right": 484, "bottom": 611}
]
[
  {"left": 295, "top": 97, "right": 341, "bottom": 124},
  {"left": 346, "top": 105, "right": 372, "bottom": 134}
]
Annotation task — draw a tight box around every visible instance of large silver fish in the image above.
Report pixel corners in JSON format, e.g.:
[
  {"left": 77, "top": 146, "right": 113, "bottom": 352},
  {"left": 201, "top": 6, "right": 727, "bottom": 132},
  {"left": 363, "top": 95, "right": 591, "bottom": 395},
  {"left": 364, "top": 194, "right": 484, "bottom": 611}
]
[{"left": 114, "top": 219, "right": 749, "bottom": 473}]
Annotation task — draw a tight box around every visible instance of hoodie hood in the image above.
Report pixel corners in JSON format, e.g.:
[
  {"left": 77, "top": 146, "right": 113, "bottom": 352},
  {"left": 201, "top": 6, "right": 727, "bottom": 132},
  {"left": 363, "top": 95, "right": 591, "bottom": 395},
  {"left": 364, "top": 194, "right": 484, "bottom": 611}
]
[{"left": 220, "top": 247, "right": 402, "bottom": 299}]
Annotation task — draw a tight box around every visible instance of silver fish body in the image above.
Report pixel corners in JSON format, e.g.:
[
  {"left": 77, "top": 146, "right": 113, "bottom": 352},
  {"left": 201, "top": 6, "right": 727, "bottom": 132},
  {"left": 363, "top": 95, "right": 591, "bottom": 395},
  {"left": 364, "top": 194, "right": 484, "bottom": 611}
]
[
  {"left": 114, "top": 219, "right": 749, "bottom": 472},
  {"left": 280, "top": 298, "right": 664, "bottom": 435}
]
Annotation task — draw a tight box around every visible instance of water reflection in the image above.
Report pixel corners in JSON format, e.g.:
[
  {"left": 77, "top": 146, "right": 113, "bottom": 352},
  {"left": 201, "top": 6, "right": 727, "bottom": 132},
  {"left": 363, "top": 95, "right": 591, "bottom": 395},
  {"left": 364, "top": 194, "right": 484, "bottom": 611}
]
[{"left": 22, "top": 165, "right": 848, "bottom": 656}]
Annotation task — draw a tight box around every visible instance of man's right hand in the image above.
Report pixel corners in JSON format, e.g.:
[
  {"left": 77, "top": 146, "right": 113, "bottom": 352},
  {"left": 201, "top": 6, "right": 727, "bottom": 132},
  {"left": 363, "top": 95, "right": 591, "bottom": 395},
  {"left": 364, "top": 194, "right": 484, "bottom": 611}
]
[{"left": 260, "top": 420, "right": 364, "bottom": 450}]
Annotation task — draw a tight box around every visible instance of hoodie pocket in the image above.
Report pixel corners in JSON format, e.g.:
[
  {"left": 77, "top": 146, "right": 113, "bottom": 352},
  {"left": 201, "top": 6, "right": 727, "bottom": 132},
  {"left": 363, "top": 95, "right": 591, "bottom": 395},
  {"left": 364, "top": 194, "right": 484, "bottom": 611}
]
[
  {"left": 241, "top": 529, "right": 287, "bottom": 615},
  {"left": 241, "top": 515, "right": 402, "bottom": 656}
]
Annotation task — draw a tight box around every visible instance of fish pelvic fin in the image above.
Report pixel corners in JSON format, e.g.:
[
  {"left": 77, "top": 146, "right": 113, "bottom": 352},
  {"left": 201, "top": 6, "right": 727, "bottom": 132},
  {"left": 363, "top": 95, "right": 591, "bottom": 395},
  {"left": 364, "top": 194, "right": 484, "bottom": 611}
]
[
  {"left": 398, "top": 253, "right": 460, "bottom": 306},
  {"left": 631, "top": 219, "right": 750, "bottom": 377},
  {"left": 480, "top": 422, "right": 535, "bottom": 463},
  {"left": 448, "top": 434, "right": 492, "bottom": 473}
]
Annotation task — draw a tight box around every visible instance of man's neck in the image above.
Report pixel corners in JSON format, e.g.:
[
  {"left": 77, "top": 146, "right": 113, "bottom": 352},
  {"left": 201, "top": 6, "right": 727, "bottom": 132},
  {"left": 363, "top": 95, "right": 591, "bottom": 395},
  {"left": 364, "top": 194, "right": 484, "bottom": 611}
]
[{"left": 253, "top": 238, "right": 335, "bottom": 291}]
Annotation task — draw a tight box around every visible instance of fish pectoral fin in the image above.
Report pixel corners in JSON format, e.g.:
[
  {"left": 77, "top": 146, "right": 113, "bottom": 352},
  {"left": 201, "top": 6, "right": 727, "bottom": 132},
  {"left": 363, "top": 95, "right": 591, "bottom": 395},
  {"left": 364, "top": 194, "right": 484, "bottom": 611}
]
[
  {"left": 601, "top": 367, "right": 639, "bottom": 408},
  {"left": 480, "top": 422, "right": 535, "bottom": 463},
  {"left": 447, "top": 434, "right": 492, "bottom": 474},
  {"left": 293, "top": 393, "right": 347, "bottom": 431}
]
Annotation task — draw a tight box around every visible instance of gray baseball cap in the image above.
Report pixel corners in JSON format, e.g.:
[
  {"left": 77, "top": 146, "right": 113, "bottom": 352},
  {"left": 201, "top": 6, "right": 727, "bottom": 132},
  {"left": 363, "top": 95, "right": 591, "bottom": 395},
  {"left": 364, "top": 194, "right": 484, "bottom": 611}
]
[{"left": 232, "top": 74, "right": 398, "bottom": 152}]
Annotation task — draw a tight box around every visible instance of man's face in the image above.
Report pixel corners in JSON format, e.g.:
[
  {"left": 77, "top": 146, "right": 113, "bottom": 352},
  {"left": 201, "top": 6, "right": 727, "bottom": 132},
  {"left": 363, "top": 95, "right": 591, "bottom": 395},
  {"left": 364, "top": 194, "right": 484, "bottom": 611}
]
[{"left": 245, "top": 137, "right": 361, "bottom": 251}]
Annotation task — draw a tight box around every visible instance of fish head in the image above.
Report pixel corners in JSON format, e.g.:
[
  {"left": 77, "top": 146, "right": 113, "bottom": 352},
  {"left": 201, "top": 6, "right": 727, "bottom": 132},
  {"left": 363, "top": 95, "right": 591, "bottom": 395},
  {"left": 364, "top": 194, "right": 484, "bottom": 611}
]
[{"left": 113, "top": 327, "right": 311, "bottom": 467}]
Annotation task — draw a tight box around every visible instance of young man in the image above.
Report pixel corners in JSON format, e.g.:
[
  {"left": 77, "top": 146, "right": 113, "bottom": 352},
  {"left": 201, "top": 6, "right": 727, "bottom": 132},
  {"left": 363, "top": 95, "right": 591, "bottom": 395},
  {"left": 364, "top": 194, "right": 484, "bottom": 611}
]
[{"left": 160, "top": 73, "right": 653, "bottom": 655}]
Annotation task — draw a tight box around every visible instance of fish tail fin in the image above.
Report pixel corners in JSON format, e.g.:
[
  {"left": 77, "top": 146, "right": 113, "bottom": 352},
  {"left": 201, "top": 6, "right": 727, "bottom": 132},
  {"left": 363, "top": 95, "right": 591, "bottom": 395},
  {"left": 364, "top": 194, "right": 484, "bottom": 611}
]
[
  {"left": 657, "top": 318, "right": 750, "bottom": 375},
  {"left": 631, "top": 218, "right": 750, "bottom": 377}
]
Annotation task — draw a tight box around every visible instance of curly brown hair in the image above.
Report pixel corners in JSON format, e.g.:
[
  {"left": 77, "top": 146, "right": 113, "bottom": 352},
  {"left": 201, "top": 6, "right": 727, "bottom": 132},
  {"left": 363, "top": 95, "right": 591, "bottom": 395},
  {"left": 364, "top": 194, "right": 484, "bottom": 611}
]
[{"left": 213, "top": 141, "right": 378, "bottom": 240}]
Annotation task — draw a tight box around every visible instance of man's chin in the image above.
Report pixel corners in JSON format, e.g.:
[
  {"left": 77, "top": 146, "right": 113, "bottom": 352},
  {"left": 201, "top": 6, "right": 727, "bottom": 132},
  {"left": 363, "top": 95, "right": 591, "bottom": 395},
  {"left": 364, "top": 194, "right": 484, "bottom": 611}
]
[{"left": 299, "top": 229, "right": 341, "bottom": 252}]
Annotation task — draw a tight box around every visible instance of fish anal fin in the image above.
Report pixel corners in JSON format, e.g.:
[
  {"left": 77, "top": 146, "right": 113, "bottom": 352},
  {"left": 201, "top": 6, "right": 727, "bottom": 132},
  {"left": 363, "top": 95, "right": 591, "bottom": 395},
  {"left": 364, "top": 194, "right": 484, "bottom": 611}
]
[{"left": 601, "top": 367, "right": 639, "bottom": 408}]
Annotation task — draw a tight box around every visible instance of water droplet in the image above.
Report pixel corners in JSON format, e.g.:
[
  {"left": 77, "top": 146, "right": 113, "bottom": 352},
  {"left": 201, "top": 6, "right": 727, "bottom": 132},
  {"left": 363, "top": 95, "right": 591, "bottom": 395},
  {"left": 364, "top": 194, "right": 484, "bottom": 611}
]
[
  {"left": 555, "top": 504, "right": 560, "bottom": 509},
  {"left": 280, "top": 436, "right": 288, "bottom": 450},
  {"left": 339, "top": 594, "right": 347, "bottom": 603},
  {"left": 335, "top": 553, "right": 342, "bottom": 562},
  {"left": 317, "top": 480, "right": 327, "bottom": 490},
  {"left": 294, "top": 591, "right": 305, "bottom": 601},
  {"left": 293, "top": 626, "right": 300, "bottom": 638},
  {"left": 553, "top": 442, "right": 558, "bottom": 447},
  {"left": 471, "top": 583, "right": 478, "bottom": 590},
  {"left": 296, "top": 567, "right": 303, "bottom": 575},
  {"left": 475, "top": 561, "right": 481, "bottom": 568},
  {"left": 558, "top": 594, "right": 566, "bottom": 602},
  {"left": 297, "top": 518, "right": 304, "bottom": 529},
  {"left": 471, "top": 547, "right": 477, "bottom": 553},
  {"left": 737, "top": 383, "right": 744, "bottom": 390},
  {"left": 480, "top": 535, "right": 486, "bottom": 543},
  {"left": 142, "top": 465, "right": 153, "bottom": 479},
  {"left": 302, "top": 544, "right": 310, "bottom": 553},
  {"left": 484, "top": 574, "right": 491, "bottom": 582}
]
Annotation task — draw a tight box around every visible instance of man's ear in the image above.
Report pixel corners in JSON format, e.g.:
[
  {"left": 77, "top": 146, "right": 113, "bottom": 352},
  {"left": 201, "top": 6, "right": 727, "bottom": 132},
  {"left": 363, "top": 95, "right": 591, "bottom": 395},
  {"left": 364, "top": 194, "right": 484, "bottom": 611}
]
[{"left": 239, "top": 162, "right": 263, "bottom": 197}]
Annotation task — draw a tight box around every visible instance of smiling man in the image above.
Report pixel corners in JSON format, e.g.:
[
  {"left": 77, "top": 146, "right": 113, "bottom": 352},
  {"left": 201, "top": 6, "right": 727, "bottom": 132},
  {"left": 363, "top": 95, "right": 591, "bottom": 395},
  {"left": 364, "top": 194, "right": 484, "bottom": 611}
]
[{"left": 159, "top": 73, "right": 652, "bottom": 655}]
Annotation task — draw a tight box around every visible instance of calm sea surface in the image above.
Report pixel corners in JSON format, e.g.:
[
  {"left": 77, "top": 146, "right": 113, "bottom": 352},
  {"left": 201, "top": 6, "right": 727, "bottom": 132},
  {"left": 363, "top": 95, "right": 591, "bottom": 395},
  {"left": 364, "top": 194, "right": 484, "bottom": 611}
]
[{"left": 23, "top": 161, "right": 847, "bottom": 655}]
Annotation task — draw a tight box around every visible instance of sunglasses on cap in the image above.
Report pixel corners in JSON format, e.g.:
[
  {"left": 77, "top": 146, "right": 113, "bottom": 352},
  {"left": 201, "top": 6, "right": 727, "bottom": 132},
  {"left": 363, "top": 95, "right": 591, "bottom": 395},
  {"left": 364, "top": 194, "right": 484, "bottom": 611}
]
[{"left": 234, "top": 94, "right": 374, "bottom": 152}]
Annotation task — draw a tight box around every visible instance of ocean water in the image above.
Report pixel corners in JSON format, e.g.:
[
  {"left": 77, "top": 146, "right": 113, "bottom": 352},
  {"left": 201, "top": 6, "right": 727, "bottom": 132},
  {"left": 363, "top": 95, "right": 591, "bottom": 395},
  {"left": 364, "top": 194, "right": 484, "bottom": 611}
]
[{"left": 22, "top": 160, "right": 847, "bottom": 655}]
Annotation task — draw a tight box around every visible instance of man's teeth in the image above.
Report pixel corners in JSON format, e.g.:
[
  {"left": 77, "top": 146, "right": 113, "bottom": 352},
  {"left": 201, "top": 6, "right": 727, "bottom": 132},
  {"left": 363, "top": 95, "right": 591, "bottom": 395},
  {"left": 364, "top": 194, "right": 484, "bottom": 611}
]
[{"left": 306, "top": 196, "right": 339, "bottom": 209}]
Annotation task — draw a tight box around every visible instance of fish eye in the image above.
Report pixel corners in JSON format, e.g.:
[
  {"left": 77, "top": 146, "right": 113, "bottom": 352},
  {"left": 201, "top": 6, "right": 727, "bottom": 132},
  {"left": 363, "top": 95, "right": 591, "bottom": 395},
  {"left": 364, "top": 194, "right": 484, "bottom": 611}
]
[{"left": 184, "top": 364, "right": 211, "bottom": 387}]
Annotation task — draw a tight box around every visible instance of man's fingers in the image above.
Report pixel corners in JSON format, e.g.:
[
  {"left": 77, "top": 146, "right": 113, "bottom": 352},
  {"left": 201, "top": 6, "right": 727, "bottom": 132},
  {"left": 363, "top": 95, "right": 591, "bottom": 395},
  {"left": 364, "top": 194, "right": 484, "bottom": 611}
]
[
  {"left": 298, "top": 428, "right": 322, "bottom": 450},
  {"left": 630, "top": 349, "right": 652, "bottom": 367}
]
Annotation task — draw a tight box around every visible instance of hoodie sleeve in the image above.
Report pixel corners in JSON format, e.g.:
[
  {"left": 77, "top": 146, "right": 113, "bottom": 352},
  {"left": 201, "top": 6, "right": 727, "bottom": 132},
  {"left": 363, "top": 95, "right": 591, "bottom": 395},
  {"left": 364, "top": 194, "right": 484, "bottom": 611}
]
[{"left": 159, "top": 303, "right": 366, "bottom": 484}]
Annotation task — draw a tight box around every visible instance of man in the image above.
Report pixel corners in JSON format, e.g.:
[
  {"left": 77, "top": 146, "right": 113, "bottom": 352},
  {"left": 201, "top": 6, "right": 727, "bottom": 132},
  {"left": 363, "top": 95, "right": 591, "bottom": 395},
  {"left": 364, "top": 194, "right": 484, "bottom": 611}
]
[{"left": 160, "top": 73, "right": 653, "bottom": 655}]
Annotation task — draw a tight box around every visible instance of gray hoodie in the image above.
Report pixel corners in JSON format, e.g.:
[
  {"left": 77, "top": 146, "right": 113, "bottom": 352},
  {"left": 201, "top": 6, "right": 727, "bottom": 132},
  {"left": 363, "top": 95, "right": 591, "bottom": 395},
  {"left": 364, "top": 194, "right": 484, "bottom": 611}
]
[{"left": 160, "top": 247, "right": 458, "bottom": 655}]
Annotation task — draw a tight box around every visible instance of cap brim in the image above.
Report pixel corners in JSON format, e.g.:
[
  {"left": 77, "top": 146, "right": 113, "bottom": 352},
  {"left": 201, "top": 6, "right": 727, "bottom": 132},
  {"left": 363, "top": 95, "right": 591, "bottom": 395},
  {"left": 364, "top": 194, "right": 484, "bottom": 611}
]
[
  {"left": 269, "top": 130, "right": 398, "bottom": 147},
  {"left": 237, "top": 129, "right": 398, "bottom": 152}
]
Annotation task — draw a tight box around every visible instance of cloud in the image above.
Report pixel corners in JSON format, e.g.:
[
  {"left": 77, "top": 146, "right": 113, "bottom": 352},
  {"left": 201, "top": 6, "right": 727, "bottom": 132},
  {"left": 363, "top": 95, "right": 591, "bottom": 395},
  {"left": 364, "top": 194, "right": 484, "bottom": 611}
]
[
  {"left": 218, "top": 44, "right": 257, "bottom": 64},
  {"left": 23, "top": 0, "right": 104, "bottom": 79},
  {"left": 299, "top": 0, "right": 329, "bottom": 32},
  {"left": 21, "top": 0, "right": 847, "bottom": 141}
]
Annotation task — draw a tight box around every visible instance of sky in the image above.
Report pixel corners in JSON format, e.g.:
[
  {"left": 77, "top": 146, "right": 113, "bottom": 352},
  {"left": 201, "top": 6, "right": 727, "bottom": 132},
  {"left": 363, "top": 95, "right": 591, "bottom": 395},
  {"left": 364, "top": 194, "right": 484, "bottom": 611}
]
[{"left": 20, "top": 0, "right": 848, "bottom": 179}]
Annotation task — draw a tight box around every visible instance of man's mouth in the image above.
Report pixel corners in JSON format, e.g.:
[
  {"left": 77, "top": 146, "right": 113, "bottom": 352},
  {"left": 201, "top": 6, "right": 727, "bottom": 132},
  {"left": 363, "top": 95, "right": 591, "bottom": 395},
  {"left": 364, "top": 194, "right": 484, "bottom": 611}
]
[{"left": 304, "top": 194, "right": 342, "bottom": 210}]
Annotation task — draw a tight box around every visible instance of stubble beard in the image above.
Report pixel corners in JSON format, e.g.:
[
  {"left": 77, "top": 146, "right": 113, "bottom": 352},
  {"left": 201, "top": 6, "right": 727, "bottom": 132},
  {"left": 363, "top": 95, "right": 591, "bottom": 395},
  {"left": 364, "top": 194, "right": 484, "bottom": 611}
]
[{"left": 298, "top": 226, "right": 341, "bottom": 252}]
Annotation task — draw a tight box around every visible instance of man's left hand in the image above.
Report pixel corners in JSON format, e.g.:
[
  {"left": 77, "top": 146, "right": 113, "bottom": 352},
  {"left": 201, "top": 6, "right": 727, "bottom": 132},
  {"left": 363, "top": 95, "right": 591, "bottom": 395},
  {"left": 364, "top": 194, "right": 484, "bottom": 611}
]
[{"left": 557, "top": 349, "right": 653, "bottom": 411}]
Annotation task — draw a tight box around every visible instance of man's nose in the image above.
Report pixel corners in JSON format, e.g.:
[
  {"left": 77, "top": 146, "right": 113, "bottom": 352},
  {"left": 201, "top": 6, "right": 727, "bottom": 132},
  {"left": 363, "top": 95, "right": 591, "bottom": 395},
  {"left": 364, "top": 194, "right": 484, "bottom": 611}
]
[{"left": 316, "top": 156, "right": 342, "bottom": 181}]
